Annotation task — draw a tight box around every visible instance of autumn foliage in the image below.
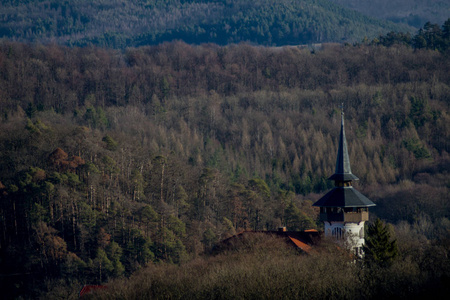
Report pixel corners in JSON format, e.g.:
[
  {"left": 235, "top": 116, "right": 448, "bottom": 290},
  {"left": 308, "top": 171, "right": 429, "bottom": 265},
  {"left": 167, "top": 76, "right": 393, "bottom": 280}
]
[{"left": 0, "top": 40, "right": 448, "bottom": 298}]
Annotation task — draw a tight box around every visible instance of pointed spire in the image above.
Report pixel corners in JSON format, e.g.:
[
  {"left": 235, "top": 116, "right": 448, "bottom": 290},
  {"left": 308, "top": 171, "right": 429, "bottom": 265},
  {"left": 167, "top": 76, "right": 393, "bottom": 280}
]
[
  {"left": 329, "top": 104, "right": 359, "bottom": 181},
  {"left": 313, "top": 104, "right": 375, "bottom": 208}
]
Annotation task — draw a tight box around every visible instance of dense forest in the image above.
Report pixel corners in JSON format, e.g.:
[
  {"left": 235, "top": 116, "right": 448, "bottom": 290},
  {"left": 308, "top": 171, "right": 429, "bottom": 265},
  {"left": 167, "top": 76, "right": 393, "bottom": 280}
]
[
  {"left": 372, "top": 19, "right": 450, "bottom": 54},
  {"left": 331, "top": 0, "right": 450, "bottom": 28},
  {"left": 86, "top": 232, "right": 448, "bottom": 299},
  {"left": 0, "top": 0, "right": 413, "bottom": 48},
  {"left": 0, "top": 21, "right": 449, "bottom": 298}
]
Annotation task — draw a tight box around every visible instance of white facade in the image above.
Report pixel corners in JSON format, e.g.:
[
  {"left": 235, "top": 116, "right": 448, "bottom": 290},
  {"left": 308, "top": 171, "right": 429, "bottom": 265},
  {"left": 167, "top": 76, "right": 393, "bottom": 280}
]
[{"left": 324, "top": 221, "right": 365, "bottom": 254}]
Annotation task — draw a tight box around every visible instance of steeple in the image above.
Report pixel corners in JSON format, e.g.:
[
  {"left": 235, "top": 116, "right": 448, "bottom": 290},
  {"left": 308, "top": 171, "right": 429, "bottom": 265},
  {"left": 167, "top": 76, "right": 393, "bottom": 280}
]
[
  {"left": 328, "top": 108, "right": 359, "bottom": 182},
  {"left": 313, "top": 105, "right": 375, "bottom": 256},
  {"left": 313, "top": 105, "right": 374, "bottom": 207}
]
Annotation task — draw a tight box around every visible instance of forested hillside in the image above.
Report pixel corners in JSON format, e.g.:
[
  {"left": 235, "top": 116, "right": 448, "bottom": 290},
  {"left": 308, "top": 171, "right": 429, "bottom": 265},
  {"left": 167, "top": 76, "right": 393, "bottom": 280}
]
[
  {"left": 0, "top": 0, "right": 412, "bottom": 47},
  {"left": 0, "top": 37, "right": 449, "bottom": 298},
  {"left": 331, "top": 0, "right": 450, "bottom": 28},
  {"left": 372, "top": 19, "right": 450, "bottom": 54}
]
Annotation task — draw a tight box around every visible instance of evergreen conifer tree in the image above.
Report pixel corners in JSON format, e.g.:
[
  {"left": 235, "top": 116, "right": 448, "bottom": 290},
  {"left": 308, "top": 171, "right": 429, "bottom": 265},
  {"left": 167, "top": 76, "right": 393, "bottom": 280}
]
[{"left": 363, "top": 218, "right": 398, "bottom": 266}]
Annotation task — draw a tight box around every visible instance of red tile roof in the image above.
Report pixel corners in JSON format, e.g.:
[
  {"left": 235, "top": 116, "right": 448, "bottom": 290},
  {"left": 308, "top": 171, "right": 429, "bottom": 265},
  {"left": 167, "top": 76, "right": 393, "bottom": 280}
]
[
  {"left": 216, "top": 230, "right": 321, "bottom": 254},
  {"left": 288, "top": 236, "right": 312, "bottom": 253},
  {"left": 79, "top": 285, "right": 107, "bottom": 298}
]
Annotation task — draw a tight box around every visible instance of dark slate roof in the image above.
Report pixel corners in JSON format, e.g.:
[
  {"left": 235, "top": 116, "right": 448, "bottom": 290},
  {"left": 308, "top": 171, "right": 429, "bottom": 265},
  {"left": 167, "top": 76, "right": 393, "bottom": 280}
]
[
  {"left": 328, "top": 112, "right": 359, "bottom": 181},
  {"left": 313, "top": 186, "right": 375, "bottom": 207}
]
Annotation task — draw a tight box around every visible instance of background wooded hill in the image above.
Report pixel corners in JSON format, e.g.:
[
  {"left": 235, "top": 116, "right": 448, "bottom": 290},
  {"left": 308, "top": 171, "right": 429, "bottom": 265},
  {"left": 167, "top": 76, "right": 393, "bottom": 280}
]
[
  {"left": 0, "top": 36, "right": 449, "bottom": 297},
  {"left": 331, "top": 0, "right": 450, "bottom": 28},
  {"left": 0, "top": 0, "right": 413, "bottom": 48}
]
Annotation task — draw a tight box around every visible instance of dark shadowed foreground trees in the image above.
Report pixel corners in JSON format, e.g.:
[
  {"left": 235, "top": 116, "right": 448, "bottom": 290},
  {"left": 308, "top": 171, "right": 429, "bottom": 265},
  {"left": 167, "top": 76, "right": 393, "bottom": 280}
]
[{"left": 72, "top": 233, "right": 449, "bottom": 300}]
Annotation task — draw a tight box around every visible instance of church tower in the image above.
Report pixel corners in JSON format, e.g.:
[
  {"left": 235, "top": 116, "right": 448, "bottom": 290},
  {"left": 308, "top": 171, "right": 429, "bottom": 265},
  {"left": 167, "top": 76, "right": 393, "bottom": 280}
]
[{"left": 313, "top": 106, "right": 375, "bottom": 256}]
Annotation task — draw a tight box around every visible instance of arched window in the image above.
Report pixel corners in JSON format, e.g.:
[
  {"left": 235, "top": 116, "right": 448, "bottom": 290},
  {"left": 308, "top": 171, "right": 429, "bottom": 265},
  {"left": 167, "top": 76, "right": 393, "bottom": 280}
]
[{"left": 332, "top": 227, "right": 342, "bottom": 239}]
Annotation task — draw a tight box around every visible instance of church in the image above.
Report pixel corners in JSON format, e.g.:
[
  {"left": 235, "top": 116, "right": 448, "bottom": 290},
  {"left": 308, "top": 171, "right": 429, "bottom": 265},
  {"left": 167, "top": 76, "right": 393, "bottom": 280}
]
[{"left": 312, "top": 106, "right": 375, "bottom": 256}]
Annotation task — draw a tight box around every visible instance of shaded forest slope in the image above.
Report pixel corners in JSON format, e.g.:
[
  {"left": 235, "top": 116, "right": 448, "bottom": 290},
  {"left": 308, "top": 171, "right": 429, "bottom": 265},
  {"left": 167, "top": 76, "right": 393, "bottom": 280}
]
[
  {"left": 0, "top": 0, "right": 413, "bottom": 47},
  {"left": 331, "top": 0, "right": 450, "bottom": 28},
  {"left": 0, "top": 41, "right": 449, "bottom": 298}
]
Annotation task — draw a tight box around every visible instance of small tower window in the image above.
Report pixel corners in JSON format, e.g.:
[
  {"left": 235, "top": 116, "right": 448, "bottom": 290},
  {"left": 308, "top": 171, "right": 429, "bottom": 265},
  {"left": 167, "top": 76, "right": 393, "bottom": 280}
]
[{"left": 332, "top": 227, "right": 343, "bottom": 239}]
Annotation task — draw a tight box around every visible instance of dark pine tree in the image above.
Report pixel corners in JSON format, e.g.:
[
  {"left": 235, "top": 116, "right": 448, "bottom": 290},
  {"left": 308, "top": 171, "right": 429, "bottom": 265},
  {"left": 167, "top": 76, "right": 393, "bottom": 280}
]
[{"left": 363, "top": 218, "right": 398, "bottom": 266}]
